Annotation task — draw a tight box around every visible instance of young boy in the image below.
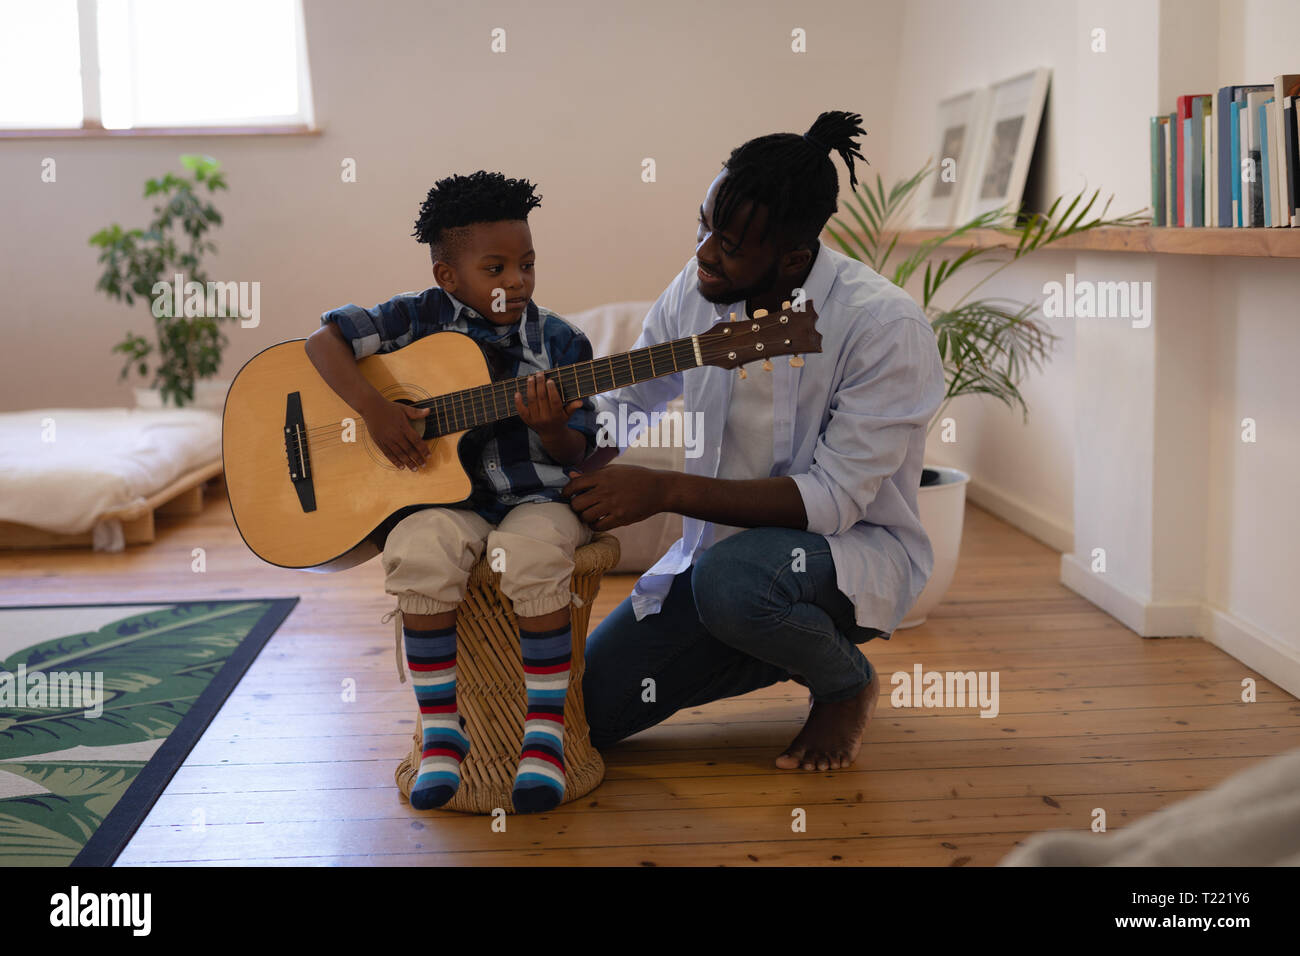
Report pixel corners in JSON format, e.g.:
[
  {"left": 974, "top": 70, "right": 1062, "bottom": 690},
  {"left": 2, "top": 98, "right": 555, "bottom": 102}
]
[{"left": 304, "top": 171, "right": 597, "bottom": 813}]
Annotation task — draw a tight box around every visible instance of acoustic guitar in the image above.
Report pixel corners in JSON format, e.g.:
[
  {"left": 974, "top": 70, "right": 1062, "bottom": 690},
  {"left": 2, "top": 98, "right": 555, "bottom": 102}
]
[{"left": 222, "top": 302, "right": 820, "bottom": 570}]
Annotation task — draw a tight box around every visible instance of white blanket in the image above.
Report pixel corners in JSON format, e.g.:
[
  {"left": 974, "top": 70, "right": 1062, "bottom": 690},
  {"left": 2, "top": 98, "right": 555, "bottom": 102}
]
[
  {"left": 999, "top": 747, "right": 1300, "bottom": 866},
  {"left": 0, "top": 407, "right": 222, "bottom": 543}
]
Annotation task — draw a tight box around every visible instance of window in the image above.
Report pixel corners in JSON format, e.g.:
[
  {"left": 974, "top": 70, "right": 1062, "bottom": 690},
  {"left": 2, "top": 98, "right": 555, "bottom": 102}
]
[
  {"left": 0, "top": 0, "right": 315, "bottom": 132},
  {"left": 0, "top": 1, "right": 84, "bottom": 128}
]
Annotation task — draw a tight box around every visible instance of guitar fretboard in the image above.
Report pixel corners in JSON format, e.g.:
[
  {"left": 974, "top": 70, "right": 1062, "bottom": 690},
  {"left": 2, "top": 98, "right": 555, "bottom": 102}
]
[{"left": 420, "top": 335, "right": 701, "bottom": 436}]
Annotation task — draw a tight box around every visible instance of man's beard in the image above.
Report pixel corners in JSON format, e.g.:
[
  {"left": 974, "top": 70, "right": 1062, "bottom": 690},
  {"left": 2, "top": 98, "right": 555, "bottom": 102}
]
[{"left": 698, "top": 257, "right": 781, "bottom": 305}]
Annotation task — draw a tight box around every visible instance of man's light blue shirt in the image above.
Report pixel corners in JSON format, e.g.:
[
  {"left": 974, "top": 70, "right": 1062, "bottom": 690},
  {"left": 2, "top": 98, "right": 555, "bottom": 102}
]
[{"left": 592, "top": 244, "right": 946, "bottom": 633}]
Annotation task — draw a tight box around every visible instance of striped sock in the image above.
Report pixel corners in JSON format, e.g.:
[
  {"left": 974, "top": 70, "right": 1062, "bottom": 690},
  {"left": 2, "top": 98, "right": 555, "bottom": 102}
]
[
  {"left": 404, "top": 623, "right": 469, "bottom": 810},
  {"left": 512, "top": 623, "right": 571, "bottom": 813}
]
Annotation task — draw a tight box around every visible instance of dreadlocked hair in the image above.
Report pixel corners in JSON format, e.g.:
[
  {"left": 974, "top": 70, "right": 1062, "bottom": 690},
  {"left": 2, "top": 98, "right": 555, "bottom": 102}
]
[
  {"left": 712, "top": 110, "right": 868, "bottom": 251},
  {"left": 412, "top": 170, "right": 542, "bottom": 261}
]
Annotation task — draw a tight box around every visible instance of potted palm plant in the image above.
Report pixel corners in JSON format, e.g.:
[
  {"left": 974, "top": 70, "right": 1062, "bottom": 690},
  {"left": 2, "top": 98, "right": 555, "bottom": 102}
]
[
  {"left": 826, "top": 163, "right": 1144, "bottom": 627},
  {"left": 90, "top": 154, "right": 233, "bottom": 410}
]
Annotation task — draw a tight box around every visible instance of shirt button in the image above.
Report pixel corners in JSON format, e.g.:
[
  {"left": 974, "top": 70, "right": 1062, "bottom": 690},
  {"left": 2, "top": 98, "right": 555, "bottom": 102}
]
[{"left": 487, "top": 462, "right": 497, "bottom": 471}]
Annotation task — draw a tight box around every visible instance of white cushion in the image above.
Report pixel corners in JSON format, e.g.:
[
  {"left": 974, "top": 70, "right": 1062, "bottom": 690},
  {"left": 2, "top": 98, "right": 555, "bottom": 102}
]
[
  {"left": 0, "top": 407, "right": 221, "bottom": 537},
  {"left": 566, "top": 301, "right": 685, "bottom": 572}
]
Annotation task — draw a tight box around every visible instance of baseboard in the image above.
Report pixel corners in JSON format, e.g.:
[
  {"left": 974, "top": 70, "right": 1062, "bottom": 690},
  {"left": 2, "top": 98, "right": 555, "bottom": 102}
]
[
  {"left": 1059, "top": 552, "right": 1201, "bottom": 634},
  {"left": 1059, "top": 551, "right": 1300, "bottom": 698},
  {"left": 1202, "top": 604, "right": 1300, "bottom": 700},
  {"left": 958, "top": 472, "right": 1074, "bottom": 555},
  {"left": 932, "top": 465, "right": 1299, "bottom": 698}
]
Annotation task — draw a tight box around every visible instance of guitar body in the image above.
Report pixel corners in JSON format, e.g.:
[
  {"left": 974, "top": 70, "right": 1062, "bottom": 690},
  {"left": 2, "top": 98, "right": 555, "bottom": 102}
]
[{"left": 222, "top": 332, "right": 488, "bottom": 571}]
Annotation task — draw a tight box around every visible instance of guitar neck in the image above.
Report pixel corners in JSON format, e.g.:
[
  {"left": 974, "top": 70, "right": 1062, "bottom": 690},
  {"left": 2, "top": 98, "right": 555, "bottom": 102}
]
[{"left": 416, "top": 335, "right": 702, "bottom": 436}]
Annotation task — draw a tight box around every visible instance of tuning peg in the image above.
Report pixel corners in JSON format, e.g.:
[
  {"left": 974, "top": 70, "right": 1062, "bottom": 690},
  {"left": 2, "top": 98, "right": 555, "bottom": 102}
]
[
  {"left": 762, "top": 359, "right": 773, "bottom": 372},
  {"left": 789, "top": 356, "right": 804, "bottom": 368},
  {"left": 729, "top": 311, "right": 738, "bottom": 321},
  {"left": 752, "top": 308, "right": 768, "bottom": 319},
  {"left": 737, "top": 367, "right": 747, "bottom": 379},
  {"left": 781, "top": 300, "right": 791, "bottom": 311}
]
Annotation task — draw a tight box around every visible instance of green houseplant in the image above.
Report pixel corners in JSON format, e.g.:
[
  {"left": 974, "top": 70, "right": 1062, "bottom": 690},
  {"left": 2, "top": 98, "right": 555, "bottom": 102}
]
[
  {"left": 825, "top": 163, "right": 1145, "bottom": 626},
  {"left": 827, "top": 161, "right": 1146, "bottom": 449},
  {"left": 90, "top": 154, "right": 232, "bottom": 408}
]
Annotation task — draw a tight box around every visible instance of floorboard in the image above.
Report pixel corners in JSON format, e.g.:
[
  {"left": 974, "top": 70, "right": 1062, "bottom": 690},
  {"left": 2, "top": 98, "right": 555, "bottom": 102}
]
[{"left": 1, "top": 480, "right": 1293, "bottom": 866}]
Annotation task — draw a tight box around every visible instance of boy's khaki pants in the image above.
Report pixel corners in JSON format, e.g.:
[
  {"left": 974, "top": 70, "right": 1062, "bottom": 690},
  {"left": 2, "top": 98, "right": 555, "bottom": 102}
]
[{"left": 381, "top": 501, "right": 592, "bottom": 619}]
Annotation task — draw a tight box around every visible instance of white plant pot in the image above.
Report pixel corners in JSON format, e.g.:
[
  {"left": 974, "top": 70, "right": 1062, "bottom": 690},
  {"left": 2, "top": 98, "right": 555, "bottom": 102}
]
[
  {"left": 896, "top": 464, "right": 970, "bottom": 629},
  {"left": 193, "top": 379, "right": 232, "bottom": 412},
  {"left": 133, "top": 380, "right": 231, "bottom": 412},
  {"left": 133, "top": 386, "right": 164, "bottom": 409}
]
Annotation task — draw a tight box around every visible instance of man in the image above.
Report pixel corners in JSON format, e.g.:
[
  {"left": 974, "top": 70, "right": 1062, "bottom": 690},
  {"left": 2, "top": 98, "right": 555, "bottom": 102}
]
[{"left": 564, "top": 111, "right": 946, "bottom": 772}]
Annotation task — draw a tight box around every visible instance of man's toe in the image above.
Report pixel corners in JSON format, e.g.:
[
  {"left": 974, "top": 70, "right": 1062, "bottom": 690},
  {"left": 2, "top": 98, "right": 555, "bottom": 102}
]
[{"left": 775, "top": 743, "right": 806, "bottom": 770}]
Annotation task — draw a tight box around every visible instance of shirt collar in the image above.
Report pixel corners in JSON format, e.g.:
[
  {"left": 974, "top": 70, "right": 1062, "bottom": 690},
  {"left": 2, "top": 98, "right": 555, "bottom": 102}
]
[
  {"left": 441, "top": 287, "right": 542, "bottom": 351},
  {"left": 799, "top": 242, "right": 837, "bottom": 316}
]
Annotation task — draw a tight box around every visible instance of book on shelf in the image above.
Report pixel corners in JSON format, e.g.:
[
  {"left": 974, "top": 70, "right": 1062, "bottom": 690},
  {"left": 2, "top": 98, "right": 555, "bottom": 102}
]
[
  {"left": 1153, "top": 74, "right": 1300, "bottom": 228},
  {"left": 1201, "top": 104, "right": 1211, "bottom": 227},
  {"left": 1276, "top": 74, "right": 1300, "bottom": 226},
  {"left": 1218, "top": 84, "right": 1272, "bottom": 227},
  {"left": 1168, "top": 110, "right": 1179, "bottom": 225},
  {"left": 1231, "top": 101, "right": 1244, "bottom": 226},
  {"left": 1237, "top": 92, "right": 1268, "bottom": 227},
  {"left": 1190, "top": 96, "right": 1209, "bottom": 227},
  {"left": 1285, "top": 95, "right": 1299, "bottom": 227},
  {"left": 1175, "top": 94, "right": 1207, "bottom": 226},
  {"left": 1259, "top": 98, "right": 1273, "bottom": 227},
  {"left": 1266, "top": 97, "right": 1284, "bottom": 227},
  {"left": 1149, "top": 116, "right": 1167, "bottom": 226}
]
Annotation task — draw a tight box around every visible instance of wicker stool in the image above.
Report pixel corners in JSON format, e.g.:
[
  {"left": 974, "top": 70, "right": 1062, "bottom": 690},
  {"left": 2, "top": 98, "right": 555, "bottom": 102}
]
[{"left": 392, "top": 532, "right": 620, "bottom": 813}]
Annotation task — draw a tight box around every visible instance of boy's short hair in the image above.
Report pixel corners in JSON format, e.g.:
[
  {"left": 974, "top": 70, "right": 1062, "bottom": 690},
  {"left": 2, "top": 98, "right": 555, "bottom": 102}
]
[{"left": 412, "top": 170, "right": 543, "bottom": 263}]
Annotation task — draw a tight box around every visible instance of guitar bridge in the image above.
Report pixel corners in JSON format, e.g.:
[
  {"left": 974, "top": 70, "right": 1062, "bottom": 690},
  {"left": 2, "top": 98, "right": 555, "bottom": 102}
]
[{"left": 284, "top": 391, "right": 317, "bottom": 513}]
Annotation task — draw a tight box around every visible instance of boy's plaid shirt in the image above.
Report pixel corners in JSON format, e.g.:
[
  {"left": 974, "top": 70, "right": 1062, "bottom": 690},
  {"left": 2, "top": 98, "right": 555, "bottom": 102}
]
[{"left": 320, "top": 286, "right": 598, "bottom": 523}]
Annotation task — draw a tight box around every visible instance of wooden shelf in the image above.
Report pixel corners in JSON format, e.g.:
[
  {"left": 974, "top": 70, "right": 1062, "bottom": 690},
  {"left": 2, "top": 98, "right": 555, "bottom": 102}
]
[{"left": 884, "top": 226, "right": 1300, "bottom": 258}]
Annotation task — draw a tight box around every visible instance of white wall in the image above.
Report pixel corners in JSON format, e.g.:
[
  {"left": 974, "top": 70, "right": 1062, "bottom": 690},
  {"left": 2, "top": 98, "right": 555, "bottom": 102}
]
[
  {"left": 0, "top": 0, "right": 904, "bottom": 409},
  {"left": 890, "top": 0, "right": 1300, "bottom": 689},
  {"left": 1209, "top": 1, "right": 1300, "bottom": 672},
  {"left": 888, "top": 0, "right": 1162, "bottom": 552}
]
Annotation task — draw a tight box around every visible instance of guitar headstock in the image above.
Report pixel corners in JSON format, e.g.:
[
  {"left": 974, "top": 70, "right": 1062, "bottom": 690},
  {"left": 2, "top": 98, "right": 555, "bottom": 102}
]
[{"left": 697, "top": 300, "right": 821, "bottom": 374}]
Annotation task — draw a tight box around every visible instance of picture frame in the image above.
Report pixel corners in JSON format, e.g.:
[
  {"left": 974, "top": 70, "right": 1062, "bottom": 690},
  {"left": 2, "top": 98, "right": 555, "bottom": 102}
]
[
  {"left": 966, "top": 67, "right": 1052, "bottom": 220},
  {"left": 914, "top": 87, "right": 991, "bottom": 228}
]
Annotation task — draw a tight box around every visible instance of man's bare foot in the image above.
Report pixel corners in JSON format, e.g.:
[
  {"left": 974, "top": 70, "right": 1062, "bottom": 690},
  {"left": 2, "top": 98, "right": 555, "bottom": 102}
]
[{"left": 775, "top": 672, "right": 879, "bottom": 771}]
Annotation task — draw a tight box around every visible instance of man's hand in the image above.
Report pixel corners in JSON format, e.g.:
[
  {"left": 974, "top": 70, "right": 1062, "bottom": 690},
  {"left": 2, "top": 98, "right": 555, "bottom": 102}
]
[
  {"left": 566, "top": 466, "right": 810, "bottom": 533},
  {"left": 563, "top": 464, "right": 674, "bottom": 531},
  {"left": 515, "top": 371, "right": 581, "bottom": 436}
]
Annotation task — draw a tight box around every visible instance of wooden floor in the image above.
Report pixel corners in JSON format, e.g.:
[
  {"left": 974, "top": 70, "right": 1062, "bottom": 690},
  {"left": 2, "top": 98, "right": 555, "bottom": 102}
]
[{"left": 2, "top": 478, "right": 1296, "bottom": 866}]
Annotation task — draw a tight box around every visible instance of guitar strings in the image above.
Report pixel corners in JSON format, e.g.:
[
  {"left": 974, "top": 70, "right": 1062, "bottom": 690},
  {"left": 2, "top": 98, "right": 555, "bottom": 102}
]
[
  {"left": 287, "top": 341, "right": 701, "bottom": 447},
  {"left": 285, "top": 313, "right": 793, "bottom": 445},
  {"left": 285, "top": 341, "right": 782, "bottom": 461},
  {"left": 289, "top": 356, "right": 668, "bottom": 451},
  {"left": 281, "top": 337, "right": 792, "bottom": 461},
  {"left": 293, "top": 344, "right": 689, "bottom": 440}
]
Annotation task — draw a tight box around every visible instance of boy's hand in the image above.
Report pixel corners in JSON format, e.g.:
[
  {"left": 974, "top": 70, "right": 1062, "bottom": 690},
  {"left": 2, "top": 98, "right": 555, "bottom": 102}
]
[
  {"left": 515, "top": 371, "right": 581, "bottom": 438},
  {"left": 362, "top": 397, "right": 430, "bottom": 471}
]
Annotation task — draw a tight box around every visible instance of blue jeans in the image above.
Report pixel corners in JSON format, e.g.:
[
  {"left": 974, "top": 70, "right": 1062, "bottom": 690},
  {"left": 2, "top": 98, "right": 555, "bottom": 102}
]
[{"left": 583, "top": 527, "right": 890, "bottom": 748}]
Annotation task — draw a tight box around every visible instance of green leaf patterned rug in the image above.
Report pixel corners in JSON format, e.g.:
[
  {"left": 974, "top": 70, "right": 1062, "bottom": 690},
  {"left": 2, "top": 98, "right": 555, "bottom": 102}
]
[{"left": 0, "top": 599, "right": 297, "bottom": 866}]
